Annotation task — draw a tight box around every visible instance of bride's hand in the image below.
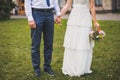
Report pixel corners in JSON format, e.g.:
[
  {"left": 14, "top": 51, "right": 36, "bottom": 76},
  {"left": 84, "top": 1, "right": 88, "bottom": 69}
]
[{"left": 94, "top": 22, "right": 100, "bottom": 28}]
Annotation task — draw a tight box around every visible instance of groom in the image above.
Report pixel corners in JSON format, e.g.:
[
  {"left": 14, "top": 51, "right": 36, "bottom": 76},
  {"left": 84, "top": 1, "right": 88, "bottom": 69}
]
[{"left": 24, "top": 0, "right": 61, "bottom": 77}]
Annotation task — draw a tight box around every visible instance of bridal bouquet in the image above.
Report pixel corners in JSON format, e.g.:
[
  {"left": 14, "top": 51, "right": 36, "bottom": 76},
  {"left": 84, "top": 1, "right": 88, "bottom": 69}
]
[{"left": 89, "top": 27, "right": 105, "bottom": 41}]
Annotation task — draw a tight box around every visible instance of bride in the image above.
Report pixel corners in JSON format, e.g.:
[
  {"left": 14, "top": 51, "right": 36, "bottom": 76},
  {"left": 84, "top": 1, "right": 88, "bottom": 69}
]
[{"left": 60, "top": 0, "right": 100, "bottom": 77}]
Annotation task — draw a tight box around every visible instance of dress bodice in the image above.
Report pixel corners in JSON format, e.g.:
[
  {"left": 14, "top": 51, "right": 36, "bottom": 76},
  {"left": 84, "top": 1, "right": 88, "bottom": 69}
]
[
  {"left": 67, "top": 0, "right": 92, "bottom": 27},
  {"left": 74, "top": 0, "right": 89, "bottom": 5}
]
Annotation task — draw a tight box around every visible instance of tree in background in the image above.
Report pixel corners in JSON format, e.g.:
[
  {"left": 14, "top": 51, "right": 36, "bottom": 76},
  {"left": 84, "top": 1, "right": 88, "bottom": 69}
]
[{"left": 0, "top": 0, "right": 15, "bottom": 20}]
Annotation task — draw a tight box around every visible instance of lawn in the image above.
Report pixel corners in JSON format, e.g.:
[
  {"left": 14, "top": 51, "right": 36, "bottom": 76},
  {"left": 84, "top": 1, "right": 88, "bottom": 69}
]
[{"left": 0, "top": 19, "right": 120, "bottom": 80}]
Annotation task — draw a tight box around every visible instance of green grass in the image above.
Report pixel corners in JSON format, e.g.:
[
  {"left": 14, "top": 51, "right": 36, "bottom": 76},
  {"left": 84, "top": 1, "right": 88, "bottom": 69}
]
[{"left": 0, "top": 19, "right": 120, "bottom": 80}]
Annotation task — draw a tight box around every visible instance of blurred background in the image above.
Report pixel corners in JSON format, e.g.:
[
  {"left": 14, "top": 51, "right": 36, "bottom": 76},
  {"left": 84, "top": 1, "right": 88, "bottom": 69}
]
[
  {"left": 11, "top": 0, "right": 120, "bottom": 15},
  {"left": 0, "top": 0, "right": 120, "bottom": 20}
]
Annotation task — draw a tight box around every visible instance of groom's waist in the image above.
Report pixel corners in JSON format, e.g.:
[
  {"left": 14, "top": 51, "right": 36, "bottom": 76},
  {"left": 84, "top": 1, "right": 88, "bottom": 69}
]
[{"left": 32, "top": 8, "right": 53, "bottom": 13}]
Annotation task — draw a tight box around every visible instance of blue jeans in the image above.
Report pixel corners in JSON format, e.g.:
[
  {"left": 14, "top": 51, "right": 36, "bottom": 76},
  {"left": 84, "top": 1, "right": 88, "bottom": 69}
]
[{"left": 31, "top": 9, "right": 54, "bottom": 72}]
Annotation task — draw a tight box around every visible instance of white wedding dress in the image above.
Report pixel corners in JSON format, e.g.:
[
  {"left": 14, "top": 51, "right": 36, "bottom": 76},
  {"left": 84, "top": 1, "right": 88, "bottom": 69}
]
[{"left": 62, "top": 0, "right": 94, "bottom": 77}]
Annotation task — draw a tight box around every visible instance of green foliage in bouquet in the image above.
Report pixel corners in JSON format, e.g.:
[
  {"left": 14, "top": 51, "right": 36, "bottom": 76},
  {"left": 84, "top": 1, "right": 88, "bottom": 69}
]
[{"left": 92, "top": 30, "right": 100, "bottom": 40}]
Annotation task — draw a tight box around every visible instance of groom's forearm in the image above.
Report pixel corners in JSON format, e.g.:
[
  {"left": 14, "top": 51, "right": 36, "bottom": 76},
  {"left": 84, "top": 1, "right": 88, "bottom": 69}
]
[
  {"left": 54, "top": 0, "right": 61, "bottom": 16},
  {"left": 24, "top": 0, "right": 33, "bottom": 21}
]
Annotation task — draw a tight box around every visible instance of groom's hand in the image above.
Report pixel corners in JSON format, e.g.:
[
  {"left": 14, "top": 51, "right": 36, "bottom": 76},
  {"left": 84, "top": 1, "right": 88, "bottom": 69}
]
[
  {"left": 28, "top": 20, "right": 36, "bottom": 29},
  {"left": 55, "top": 16, "right": 61, "bottom": 24}
]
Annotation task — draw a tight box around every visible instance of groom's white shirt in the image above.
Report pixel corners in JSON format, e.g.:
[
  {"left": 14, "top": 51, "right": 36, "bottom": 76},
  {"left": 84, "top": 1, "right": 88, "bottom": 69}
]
[{"left": 25, "top": 0, "right": 61, "bottom": 21}]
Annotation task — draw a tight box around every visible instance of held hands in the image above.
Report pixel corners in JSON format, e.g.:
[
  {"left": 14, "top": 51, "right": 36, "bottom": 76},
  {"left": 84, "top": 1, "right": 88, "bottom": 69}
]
[
  {"left": 55, "top": 16, "right": 61, "bottom": 24},
  {"left": 28, "top": 20, "right": 36, "bottom": 29}
]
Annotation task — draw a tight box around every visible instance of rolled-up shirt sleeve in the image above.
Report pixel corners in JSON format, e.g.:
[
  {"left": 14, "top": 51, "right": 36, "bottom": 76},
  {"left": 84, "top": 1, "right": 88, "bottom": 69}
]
[
  {"left": 54, "top": 0, "right": 61, "bottom": 16},
  {"left": 24, "top": 0, "right": 33, "bottom": 21}
]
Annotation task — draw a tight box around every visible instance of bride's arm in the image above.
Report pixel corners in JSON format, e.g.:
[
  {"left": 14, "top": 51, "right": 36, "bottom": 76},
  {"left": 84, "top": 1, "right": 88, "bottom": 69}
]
[
  {"left": 60, "top": 0, "right": 73, "bottom": 16},
  {"left": 89, "top": 0, "right": 100, "bottom": 28}
]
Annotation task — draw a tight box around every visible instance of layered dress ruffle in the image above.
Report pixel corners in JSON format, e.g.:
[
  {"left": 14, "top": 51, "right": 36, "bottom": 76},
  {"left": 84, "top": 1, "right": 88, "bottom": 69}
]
[{"left": 62, "top": 4, "right": 94, "bottom": 77}]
